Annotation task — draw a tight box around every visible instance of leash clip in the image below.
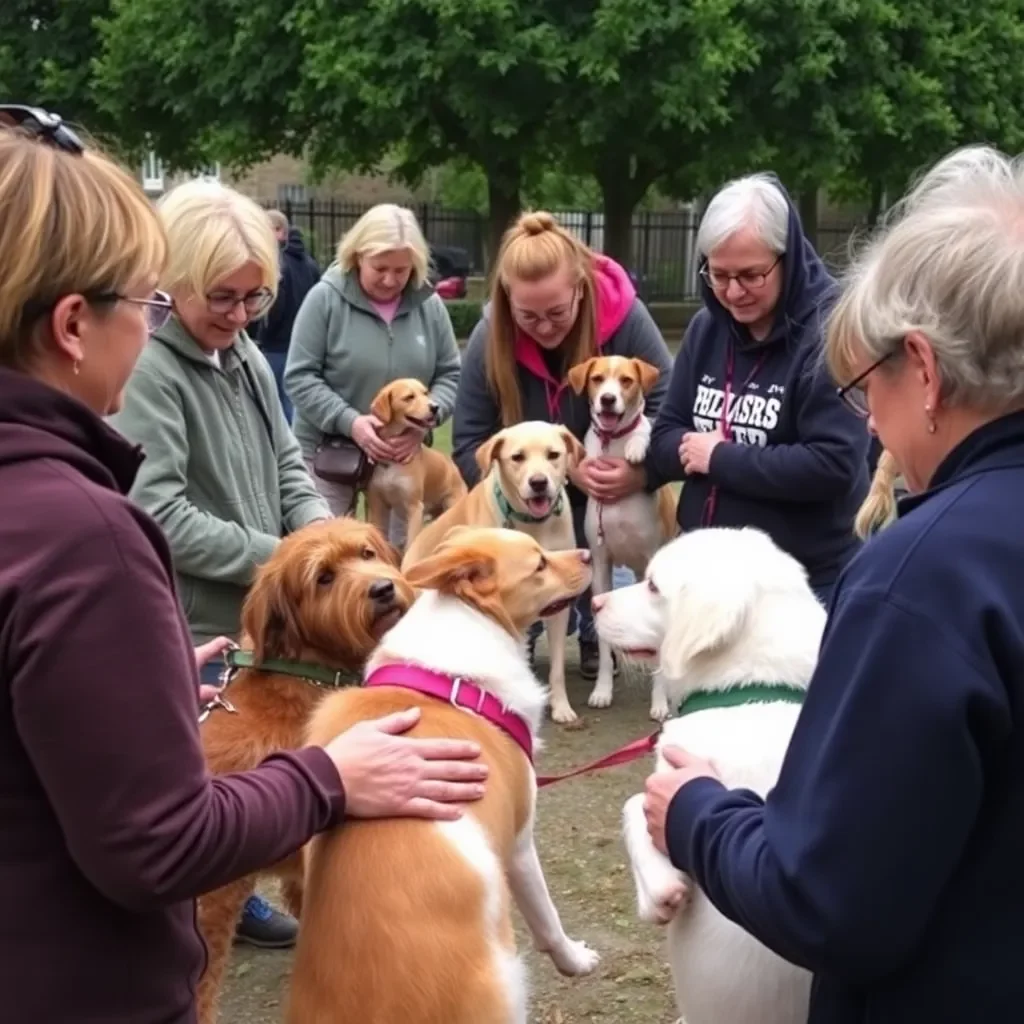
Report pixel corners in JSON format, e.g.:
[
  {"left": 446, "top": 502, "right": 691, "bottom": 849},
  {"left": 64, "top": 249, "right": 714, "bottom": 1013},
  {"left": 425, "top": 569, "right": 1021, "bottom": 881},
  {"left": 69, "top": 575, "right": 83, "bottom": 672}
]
[{"left": 198, "top": 691, "right": 238, "bottom": 724}]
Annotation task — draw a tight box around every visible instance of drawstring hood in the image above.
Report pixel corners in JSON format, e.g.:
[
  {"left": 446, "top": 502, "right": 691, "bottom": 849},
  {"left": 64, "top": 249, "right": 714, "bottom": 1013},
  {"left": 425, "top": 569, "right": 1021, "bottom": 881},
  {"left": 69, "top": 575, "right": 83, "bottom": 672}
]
[{"left": 514, "top": 255, "right": 638, "bottom": 419}]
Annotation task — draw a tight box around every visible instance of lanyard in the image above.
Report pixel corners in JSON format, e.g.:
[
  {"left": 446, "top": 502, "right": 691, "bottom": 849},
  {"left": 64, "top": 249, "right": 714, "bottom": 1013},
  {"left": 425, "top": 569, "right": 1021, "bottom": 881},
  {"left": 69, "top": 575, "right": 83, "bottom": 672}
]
[{"left": 701, "top": 340, "right": 769, "bottom": 526}]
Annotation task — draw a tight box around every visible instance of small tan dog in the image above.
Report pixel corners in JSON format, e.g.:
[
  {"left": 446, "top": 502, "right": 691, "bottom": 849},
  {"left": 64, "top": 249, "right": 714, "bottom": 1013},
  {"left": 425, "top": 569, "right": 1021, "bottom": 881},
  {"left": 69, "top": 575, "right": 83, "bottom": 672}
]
[
  {"left": 287, "top": 527, "right": 599, "bottom": 1024},
  {"left": 402, "top": 421, "right": 584, "bottom": 723},
  {"left": 567, "top": 355, "right": 677, "bottom": 720},
  {"left": 366, "top": 378, "right": 467, "bottom": 550},
  {"left": 196, "top": 519, "right": 414, "bottom": 1024}
]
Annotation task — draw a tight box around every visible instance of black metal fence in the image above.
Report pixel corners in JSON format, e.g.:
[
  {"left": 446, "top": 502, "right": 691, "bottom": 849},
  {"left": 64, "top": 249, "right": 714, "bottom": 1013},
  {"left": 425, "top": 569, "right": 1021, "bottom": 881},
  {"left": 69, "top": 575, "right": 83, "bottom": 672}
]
[{"left": 263, "top": 198, "right": 865, "bottom": 303}]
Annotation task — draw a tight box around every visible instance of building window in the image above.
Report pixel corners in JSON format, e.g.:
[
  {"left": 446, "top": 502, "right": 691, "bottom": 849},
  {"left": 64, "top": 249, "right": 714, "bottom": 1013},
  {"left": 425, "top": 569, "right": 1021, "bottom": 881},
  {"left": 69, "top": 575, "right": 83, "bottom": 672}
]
[
  {"left": 141, "top": 151, "right": 164, "bottom": 193},
  {"left": 193, "top": 162, "right": 220, "bottom": 182},
  {"left": 278, "top": 183, "right": 308, "bottom": 204}
]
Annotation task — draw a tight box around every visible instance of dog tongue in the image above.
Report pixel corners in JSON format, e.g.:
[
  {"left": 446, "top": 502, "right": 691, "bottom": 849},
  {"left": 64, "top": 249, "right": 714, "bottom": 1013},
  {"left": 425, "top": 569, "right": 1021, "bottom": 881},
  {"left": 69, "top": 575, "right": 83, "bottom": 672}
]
[
  {"left": 527, "top": 496, "right": 552, "bottom": 517},
  {"left": 598, "top": 411, "right": 621, "bottom": 431}
]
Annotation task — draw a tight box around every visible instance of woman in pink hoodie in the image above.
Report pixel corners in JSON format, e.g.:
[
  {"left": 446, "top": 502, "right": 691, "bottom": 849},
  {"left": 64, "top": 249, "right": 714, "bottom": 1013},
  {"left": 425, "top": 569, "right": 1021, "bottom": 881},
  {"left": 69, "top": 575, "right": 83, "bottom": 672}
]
[{"left": 452, "top": 211, "right": 672, "bottom": 680}]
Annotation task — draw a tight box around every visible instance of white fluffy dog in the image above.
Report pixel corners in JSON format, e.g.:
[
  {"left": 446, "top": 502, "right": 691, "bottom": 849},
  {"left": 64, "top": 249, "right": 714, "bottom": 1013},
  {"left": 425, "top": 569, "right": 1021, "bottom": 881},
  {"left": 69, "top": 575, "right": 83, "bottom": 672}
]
[{"left": 592, "top": 526, "right": 826, "bottom": 1024}]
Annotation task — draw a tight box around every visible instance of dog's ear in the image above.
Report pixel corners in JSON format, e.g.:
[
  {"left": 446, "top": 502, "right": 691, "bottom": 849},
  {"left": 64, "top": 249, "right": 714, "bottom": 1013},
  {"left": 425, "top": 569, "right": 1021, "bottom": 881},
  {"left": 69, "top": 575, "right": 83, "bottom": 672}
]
[
  {"left": 558, "top": 426, "right": 586, "bottom": 469},
  {"left": 364, "top": 524, "right": 401, "bottom": 568},
  {"left": 241, "top": 561, "right": 305, "bottom": 662},
  {"left": 475, "top": 430, "right": 505, "bottom": 474},
  {"left": 370, "top": 385, "right": 393, "bottom": 425},
  {"left": 405, "top": 544, "right": 517, "bottom": 634},
  {"left": 659, "top": 575, "right": 757, "bottom": 679},
  {"left": 631, "top": 358, "right": 661, "bottom": 396},
  {"left": 566, "top": 357, "right": 598, "bottom": 396}
]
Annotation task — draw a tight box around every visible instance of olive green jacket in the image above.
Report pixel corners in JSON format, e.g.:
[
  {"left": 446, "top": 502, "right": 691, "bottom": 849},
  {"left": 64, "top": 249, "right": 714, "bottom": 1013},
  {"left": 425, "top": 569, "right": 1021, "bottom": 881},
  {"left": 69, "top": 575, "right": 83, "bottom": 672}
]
[{"left": 109, "top": 316, "right": 329, "bottom": 643}]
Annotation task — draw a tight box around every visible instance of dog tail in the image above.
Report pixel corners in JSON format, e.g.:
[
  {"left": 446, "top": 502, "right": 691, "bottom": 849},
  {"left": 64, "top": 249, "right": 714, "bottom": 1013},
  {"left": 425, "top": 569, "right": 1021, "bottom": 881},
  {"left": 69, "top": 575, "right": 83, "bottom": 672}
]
[{"left": 854, "top": 449, "right": 900, "bottom": 539}]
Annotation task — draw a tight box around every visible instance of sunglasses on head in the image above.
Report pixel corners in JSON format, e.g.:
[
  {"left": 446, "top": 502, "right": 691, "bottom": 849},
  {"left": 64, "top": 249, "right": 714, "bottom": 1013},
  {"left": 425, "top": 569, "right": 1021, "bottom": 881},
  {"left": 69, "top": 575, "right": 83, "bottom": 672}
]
[{"left": 0, "top": 104, "right": 85, "bottom": 154}]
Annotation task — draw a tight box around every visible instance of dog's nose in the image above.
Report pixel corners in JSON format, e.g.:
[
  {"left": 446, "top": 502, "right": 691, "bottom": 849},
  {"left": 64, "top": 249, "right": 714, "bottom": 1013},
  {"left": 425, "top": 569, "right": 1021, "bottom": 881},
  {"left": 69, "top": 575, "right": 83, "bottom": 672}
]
[
  {"left": 591, "top": 593, "right": 607, "bottom": 612},
  {"left": 528, "top": 475, "right": 548, "bottom": 493},
  {"left": 428, "top": 401, "right": 440, "bottom": 416},
  {"left": 599, "top": 393, "right": 616, "bottom": 408},
  {"left": 579, "top": 549, "right": 592, "bottom": 565},
  {"left": 368, "top": 579, "right": 396, "bottom": 604}
]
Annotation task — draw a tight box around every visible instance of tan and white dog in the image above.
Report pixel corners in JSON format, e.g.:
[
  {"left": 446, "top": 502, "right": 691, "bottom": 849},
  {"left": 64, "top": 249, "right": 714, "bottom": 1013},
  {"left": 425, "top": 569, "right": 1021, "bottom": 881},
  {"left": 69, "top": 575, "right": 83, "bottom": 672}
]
[
  {"left": 365, "top": 378, "right": 467, "bottom": 550},
  {"left": 593, "top": 526, "right": 825, "bottom": 1024},
  {"left": 288, "top": 528, "right": 599, "bottom": 1024},
  {"left": 403, "top": 421, "right": 585, "bottom": 724},
  {"left": 567, "top": 355, "right": 677, "bottom": 720}
]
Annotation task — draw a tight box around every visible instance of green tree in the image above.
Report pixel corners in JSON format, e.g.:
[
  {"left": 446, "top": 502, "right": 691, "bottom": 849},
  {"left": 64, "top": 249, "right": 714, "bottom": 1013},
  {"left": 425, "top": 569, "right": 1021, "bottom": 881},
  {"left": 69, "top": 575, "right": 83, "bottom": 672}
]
[{"left": 0, "top": 1, "right": 114, "bottom": 142}]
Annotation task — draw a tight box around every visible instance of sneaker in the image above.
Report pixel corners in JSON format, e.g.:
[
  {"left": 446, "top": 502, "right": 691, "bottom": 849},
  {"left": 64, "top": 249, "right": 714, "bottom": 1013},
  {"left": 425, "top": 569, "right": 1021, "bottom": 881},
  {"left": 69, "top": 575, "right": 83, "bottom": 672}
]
[
  {"left": 579, "top": 640, "right": 618, "bottom": 681},
  {"left": 234, "top": 894, "right": 298, "bottom": 949}
]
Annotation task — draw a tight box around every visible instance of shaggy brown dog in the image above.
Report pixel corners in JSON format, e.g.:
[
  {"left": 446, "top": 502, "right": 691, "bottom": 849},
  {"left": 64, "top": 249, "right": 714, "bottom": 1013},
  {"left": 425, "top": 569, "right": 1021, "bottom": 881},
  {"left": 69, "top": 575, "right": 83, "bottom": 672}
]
[{"left": 196, "top": 518, "right": 415, "bottom": 1024}]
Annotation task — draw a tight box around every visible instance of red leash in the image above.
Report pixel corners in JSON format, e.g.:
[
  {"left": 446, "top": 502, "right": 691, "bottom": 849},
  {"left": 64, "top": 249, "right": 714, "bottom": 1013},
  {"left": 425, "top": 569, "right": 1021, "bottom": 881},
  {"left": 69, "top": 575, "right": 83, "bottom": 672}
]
[{"left": 536, "top": 729, "right": 660, "bottom": 788}]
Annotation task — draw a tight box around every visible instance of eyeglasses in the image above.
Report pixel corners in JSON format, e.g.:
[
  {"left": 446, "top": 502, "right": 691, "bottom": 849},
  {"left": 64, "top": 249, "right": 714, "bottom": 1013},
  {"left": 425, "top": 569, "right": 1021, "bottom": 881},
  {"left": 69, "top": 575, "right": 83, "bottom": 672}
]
[
  {"left": 700, "top": 255, "right": 783, "bottom": 292},
  {"left": 206, "top": 287, "right": 274, "bottom": 318},
  {"left": 511, "top": 288, "right": 580, "bottom": 330},
  {"left": 96, "top": 290, "right": 174, "bottom": 334},
  {"left": 836, "top": 351, "right": 896, "bottom": 417},
  {"left": 0, "top": 105, "right": 84, "bottom": 154}
]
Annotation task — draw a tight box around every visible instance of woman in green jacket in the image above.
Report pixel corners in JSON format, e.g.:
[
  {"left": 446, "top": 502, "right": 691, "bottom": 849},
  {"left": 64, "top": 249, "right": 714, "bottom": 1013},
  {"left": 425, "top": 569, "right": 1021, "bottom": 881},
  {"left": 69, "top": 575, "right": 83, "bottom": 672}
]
[
  {"left": 111, "top": 178, "right": 330, "bottom": 949},
  {"left": 284, "top": 203, "right": 461, "bottom": 544}
]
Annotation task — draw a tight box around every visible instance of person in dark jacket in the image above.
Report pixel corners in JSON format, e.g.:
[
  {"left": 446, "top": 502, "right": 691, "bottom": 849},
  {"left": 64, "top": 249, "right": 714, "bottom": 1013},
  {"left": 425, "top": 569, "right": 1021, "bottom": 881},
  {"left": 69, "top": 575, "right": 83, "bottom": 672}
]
[
  {"left": 453, "top": 210, "right": 673, "bottom": 682},
  {"left": 648, "top": 173, "right": 869, "bottom": 606},
  {"left": 0, "top": 111, "right": 484, "bottom": 1024},
  {"left": 643, "top": 144, "right": 1024, "bottom": 1023},
  {"left": 250, "top": 210, "right": 321, "bottom": 420}
]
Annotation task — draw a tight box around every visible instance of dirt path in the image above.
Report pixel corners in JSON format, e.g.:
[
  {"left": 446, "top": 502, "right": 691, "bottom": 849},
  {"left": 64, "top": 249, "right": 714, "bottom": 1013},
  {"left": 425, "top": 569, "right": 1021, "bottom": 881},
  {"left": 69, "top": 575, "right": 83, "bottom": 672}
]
[{"left": 220, "top": 650, "right": 678, "bottom": 1023}]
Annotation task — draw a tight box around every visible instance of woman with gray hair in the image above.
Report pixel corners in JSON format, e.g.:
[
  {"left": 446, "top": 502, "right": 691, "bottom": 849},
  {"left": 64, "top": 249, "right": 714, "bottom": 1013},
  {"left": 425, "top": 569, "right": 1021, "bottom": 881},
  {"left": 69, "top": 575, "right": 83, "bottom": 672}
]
[
  {"left": 649, "top": 173, "right": 869, "bottom": 606},
  {"left": 642, "top": 146, "right": 1024, "bottom": 1022}
]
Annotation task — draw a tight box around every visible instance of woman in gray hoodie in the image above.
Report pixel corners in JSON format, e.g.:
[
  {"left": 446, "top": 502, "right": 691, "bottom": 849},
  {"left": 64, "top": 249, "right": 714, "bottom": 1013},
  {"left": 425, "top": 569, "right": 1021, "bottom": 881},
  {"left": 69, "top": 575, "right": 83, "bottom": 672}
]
[{"left": 285, "top": 204, "right": 461, "bottom": 544}]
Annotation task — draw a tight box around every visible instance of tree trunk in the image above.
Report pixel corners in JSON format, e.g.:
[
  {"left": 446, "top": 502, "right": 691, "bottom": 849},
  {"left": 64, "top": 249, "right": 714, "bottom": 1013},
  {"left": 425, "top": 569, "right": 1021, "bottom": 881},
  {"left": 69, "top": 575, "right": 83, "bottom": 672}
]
[
  {"left": 484, "top": 162, "right": 522, "bottom": 273},
  {"left": 798, "top": 187, "right": 819, "bottom": 249},
  {"left": 867, "top": 180, "right": 885, "bottom": 228},
  {"left": 602, "top": 185, "right": 635, "bottom": 267}
]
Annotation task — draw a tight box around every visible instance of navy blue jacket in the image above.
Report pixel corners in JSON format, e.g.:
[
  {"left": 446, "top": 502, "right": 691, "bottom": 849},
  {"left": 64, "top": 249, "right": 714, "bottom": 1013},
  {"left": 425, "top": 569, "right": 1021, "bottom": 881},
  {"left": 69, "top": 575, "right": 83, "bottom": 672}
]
[
  {"left": 649, "top": 185, "right": 868, "bottom": 587},
  {"left": 666, "top": 410, "right": 1024, "bottom": 1022}
]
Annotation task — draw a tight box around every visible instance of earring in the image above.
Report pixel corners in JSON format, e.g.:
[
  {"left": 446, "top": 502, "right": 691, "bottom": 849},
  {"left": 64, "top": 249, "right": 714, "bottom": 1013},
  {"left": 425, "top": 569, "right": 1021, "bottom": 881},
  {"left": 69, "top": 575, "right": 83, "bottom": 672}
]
[
  {"left": 924, "top": 405, "right": 936, "bottom": 434},
  {"left": 72, "top": 361, "right": 80, "bottom": 376}
]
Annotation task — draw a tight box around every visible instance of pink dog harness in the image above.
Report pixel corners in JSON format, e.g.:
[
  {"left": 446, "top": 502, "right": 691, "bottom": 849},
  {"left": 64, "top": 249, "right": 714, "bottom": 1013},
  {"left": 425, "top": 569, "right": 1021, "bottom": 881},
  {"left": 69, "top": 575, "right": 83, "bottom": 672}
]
[{"left": 364, "top": 664, "right": 535, "bottom": 761}]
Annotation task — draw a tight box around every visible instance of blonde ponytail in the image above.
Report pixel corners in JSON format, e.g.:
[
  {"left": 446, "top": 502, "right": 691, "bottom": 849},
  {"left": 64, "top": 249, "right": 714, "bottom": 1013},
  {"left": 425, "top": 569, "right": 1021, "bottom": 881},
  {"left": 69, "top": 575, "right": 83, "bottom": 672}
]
[{"left": 854, "top": 449, "right": 900, "bottom": 539}]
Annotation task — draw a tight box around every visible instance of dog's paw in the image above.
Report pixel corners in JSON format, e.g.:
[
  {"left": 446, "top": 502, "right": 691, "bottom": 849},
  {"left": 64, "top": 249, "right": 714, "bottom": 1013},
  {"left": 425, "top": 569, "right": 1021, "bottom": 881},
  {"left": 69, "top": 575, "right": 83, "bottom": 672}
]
[
  {"left": 550, "top": 700, "right": 579, "bottom": 725},
  {"left": 623, "top": 435, "right": 649, "bottom": 464},
  {"left": 649, "top": 694, "right": 670, "bottom": 722},
  {"left": 588, "top": 681, "right": 613, "bottom": 709},
  {"left": 549, "top": 937, "right": 600, "bottom": 977},
  {"left": 638, "top": 874, "right": 690, "bottom": 925}
]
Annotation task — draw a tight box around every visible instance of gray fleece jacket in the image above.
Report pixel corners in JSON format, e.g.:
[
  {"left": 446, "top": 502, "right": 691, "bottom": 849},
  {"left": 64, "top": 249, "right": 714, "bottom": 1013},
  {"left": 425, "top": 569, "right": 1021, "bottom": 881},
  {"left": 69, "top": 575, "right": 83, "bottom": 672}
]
[{"left": 284, "top": 265, "right": 461, "bottom": 459}]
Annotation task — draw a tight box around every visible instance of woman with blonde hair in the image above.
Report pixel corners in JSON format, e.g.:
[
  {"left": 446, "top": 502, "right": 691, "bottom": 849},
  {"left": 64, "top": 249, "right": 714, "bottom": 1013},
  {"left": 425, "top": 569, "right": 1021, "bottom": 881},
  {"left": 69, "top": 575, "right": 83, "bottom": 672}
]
[
  {"left": 285, "top": 202, "right": 461, "bottom": 536},
  {"left": 110, "top": 177, "right": 334, "bottom": 945},
  {"left": 0, "top": 108, "right": 484, "bottom": 1023},
  {"left": 452, "top": 211, "right": 672, "bottom": 681},
  {"left": 642, "top": 146, "right": 1024, "bottom": 1022}
]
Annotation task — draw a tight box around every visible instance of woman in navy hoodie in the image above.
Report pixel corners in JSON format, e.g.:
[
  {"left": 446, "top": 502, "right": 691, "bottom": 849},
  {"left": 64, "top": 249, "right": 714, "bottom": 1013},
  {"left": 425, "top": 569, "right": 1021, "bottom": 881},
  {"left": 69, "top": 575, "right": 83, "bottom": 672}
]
[
  {"left": 645, "top": 146, "right": 1024, "bottom": 1022},
  {"left": 453, "top": 211, "right": 672, "bottom": 685},
  {"left": 649, "top": 174, "right": 869, "bottom": 606}
]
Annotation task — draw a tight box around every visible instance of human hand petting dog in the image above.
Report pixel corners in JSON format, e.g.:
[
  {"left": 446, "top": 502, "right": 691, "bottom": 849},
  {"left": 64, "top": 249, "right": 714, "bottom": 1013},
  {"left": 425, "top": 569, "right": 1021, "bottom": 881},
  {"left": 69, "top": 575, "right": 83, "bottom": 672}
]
[
  {"left": 679, "top": 429, "right": 725, "bottom": 476},
  {"left": 194, "top": 636, "right": 233, "bottom": 705},
  {"left": 644, "top": 746, "right": 721, "bottom": 856},
  {"left": 352, "top": 414, "right": 400, "bottom": 464},
  {"left": 388, "top": 426, "right": 426, "bottom": 465},
  {"left": 573, "top": 456, "right": 645, "bottom": 503},
  {"left": 325, "top": 706, "right": 488, "bottom": 821}
]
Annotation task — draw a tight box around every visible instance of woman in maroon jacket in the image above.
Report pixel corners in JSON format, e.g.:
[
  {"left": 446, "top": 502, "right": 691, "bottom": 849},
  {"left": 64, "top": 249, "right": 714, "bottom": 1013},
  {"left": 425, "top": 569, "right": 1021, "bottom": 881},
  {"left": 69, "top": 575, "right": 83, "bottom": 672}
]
[{"left": 0, "top": 108, "right": 485, "bottom": 1024}]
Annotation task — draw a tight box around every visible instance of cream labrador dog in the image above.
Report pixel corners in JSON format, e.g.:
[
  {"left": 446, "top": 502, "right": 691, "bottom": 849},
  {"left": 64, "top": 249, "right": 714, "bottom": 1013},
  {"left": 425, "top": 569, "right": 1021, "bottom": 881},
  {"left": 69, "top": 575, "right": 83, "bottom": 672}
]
[{"left": 403, "top": 421, "right": 584, "bottom": 723}]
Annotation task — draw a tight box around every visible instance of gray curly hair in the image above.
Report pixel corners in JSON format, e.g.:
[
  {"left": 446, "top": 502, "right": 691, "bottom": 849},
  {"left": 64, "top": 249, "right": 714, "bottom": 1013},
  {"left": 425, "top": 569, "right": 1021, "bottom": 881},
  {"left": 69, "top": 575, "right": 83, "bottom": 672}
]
[{"left": 827, "top": 145, "right": 1024, "bottom": 409}]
